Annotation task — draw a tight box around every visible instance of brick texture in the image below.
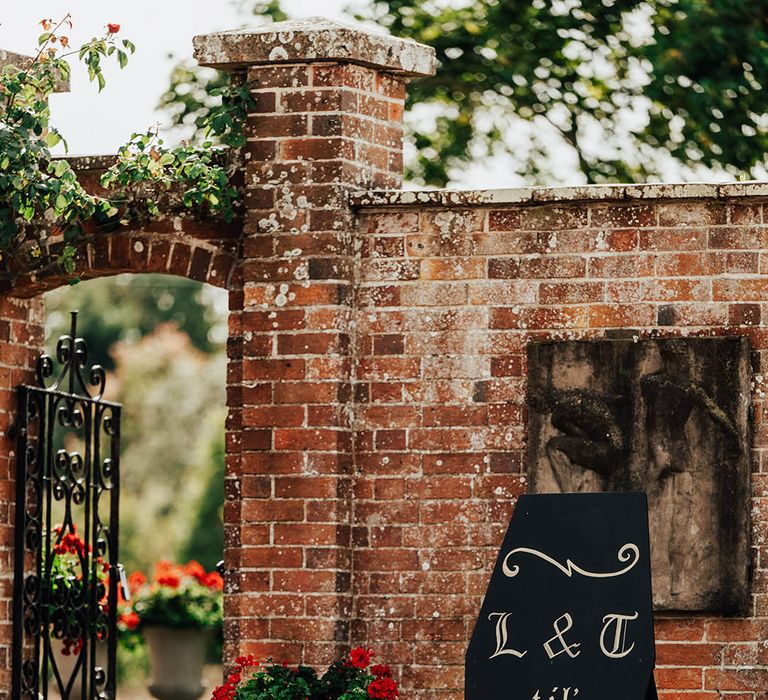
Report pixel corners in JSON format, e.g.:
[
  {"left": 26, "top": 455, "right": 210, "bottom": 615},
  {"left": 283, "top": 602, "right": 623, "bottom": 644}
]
[
  {"left": 354, "top": 199, "right": 768, "bottom": 698},
  {"left": 0, "top": 22, "right": 767, "bottom": 700},
  {"left": 223, "top": 60, "right": 409, "bottom": 667},
  {"left": 0, "top": 296, "right": 43, "bottom": 700}
]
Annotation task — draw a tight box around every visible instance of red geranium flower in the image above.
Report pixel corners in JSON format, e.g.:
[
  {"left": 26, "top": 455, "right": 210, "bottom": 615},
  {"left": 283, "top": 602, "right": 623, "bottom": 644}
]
[
  {"left": 235, "top": 654, "right": 256, "bottom": 668},
  {"left": 202, "top": 571, "right": 224, "bottom": 590},
  {"left": 184, "top": 560, "right": 206, "bottom": 582},
  {"left": 368, "top": 676, "right": 399, "bottom": 699},
  {"left": 348, "top": 647, "right": 373, "bottom": 669},
  {"left": 119, "top": 611, "right": 140, "bottom": 630},
  {"left": 157, "top": 573, "right": 181, "bottom": 588},
  {"left": 371, "top": 664, "right": 392, "bottom": 678},
  {"left": 128, "top": 570, "right": 147, "bottom": 592},
  {"left": 106, "top": 23, "right": 120, "bottom": 34}
]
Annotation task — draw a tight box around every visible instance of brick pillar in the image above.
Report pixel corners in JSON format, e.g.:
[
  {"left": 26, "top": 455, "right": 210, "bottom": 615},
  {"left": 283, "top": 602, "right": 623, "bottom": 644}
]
[
  {"left": 0, "top": 296, "right": 44, "bottom": 698},
  {"left": 194, "top": 18, "right": 435, "bottom": 665}
]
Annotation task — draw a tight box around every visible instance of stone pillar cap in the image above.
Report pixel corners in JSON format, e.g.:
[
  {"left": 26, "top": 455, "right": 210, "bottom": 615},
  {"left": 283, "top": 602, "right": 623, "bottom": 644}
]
[{"left": 193, "top": 16, "right": 436, "bottom": 77}]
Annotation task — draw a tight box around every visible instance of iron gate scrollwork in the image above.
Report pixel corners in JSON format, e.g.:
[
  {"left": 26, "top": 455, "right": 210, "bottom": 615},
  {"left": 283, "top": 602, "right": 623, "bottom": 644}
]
[{"left": 13, "top": 311, "right": 122, "bottom": 700}]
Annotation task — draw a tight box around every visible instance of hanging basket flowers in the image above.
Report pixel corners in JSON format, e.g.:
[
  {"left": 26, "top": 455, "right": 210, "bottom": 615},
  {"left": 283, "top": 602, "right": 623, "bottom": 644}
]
[
  {"left": 211, "top": 647, "right": 399, "bottom": 700},
  {"left": 118, "top": 560, "right": 223, "bottom": 631}
]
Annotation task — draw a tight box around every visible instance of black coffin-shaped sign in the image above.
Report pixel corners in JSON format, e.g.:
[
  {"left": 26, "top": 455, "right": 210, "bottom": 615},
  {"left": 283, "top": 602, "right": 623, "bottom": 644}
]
[{"left": 466, "top": 492, "right": 657, "bottom": 700}]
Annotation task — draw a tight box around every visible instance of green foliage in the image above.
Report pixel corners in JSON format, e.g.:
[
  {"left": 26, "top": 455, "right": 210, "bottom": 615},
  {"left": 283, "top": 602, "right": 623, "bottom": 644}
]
[
  {"left": 179, "top": 422, "right": 225, "bottom": 571},
  {"left": 0, "top": 16, "right": 131, "bottom": 274},
  {"left": 216, "top": 650, "right": 398, "bottom": 700},
  {"left": 236, "top": 664, "right": 319, "bottom": 700},
  {"left": 45, "top": 275, "right": 227, "bottom": 598},
  {"left": 134, "top": 581, "right": 221, "bottom": 629},
  {"left": 1, "top": 15, "right": 253, "bottom": 281},
  {"left": 47, "top": 525, "right": 109, "bottom": 654},
  {"left": 640, "top": 2, "right": 768, "bottom": 177},
  {"left": 363, "top": 0, "right": 768, "bottom": 185},
  {"left": 110, "top": 324, "right": 225, "bottom": 573},
  {"left": 158, "top": 63, "right": 230, "bottom": 144},
  {"left": 160, "top": 0, "right": 768, "bottom": 187},
  {"left": 234, "top": 0, "right": 289, "bottom": 23},
  {"left": 100, "top": 130, "right": 239, "bottom": 223}
]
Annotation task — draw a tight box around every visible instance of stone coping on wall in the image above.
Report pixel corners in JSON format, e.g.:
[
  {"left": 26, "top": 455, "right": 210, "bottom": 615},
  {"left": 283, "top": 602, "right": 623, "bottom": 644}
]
[
  {"left": 350, "top": 181, "right": 768, "bottom": 208},
  {"left": 194, "top": 17, "right": 436, "bottom": 77},
  {"left": 63, "top": 155, "right": 118, "bottom": 171}
]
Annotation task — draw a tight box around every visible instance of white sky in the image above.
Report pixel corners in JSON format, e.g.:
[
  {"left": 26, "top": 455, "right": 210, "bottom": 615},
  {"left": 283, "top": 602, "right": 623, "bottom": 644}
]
[{"left": 0, "top": 1, "right": 351, "bottom": 155}]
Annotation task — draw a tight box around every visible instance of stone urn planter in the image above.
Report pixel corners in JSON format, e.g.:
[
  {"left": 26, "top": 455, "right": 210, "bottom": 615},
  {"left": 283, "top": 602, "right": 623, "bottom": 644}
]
[{"left": 144, "top": 626, "right": 211, "bottom": 700}]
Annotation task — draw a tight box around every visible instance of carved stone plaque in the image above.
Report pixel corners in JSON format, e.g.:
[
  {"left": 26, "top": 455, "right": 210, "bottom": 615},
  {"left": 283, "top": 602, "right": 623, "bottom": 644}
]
[{"left": 527, "top": 337, "right": 751, "bottom": 613}]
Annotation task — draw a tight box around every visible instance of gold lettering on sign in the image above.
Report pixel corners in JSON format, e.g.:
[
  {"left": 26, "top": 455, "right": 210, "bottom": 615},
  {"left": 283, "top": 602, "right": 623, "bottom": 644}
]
[
  {"left": 488, "top": 612, "right": 528, "bottom": 659},
  {"left": 599, "top": 611, "right": 639, "bottom": 659},
  {"left": 543, "top": 613, "right": 581, "bottom": 659},
  {"left": 502, "top": 543, "right": 640, "bottom": 579},
  {"left": 532, "top": 687, "right": 580, "bottom": 699}
]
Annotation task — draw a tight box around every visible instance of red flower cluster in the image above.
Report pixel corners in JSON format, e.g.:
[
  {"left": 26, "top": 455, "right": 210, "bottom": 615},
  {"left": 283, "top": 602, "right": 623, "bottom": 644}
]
[
  {"left": 106, "top": 23, "right": 120, "bottom": 34},
  {"left": 127, "top": 571, "right": 146, "bottom": 593},
  {"left": 371, "top": 664, "right": 391, "bottom": 678},
  {"left": 212, "top": 655, "right": 256, "bottom": 700},
  {"left": 153, "top": 560, "right": 224, "bottom": 591},
  {"left": 368, "top": 676, "right": 398, "bottom": 700},
  {"left": 60, "top": 636, "right": 84, "bottom": 657},
  {"left": 209, "top": 649, "right": 398, "bottom": 700},
  {"left": 52, "top": 526, "right": 90, "bottom": 557},
  {"left": 118, "top": 611, "right": 140, "bottom": 630},
  {"left": 348, "top": 646, "right": 374, "bottom": 669},
  {"left": 368, "top": 662, "right": 398, "bottom": 699}
]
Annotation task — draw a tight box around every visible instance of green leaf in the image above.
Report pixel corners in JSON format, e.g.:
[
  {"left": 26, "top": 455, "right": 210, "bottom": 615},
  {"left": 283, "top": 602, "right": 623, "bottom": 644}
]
[{"left": 44, "top": 131, "right": 61, "bottom": 148}]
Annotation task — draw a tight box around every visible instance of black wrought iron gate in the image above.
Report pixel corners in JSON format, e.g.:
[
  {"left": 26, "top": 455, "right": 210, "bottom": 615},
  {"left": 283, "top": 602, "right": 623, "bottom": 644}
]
[{"left": 12, "top": 311, "right": 122, "bottom": 700}]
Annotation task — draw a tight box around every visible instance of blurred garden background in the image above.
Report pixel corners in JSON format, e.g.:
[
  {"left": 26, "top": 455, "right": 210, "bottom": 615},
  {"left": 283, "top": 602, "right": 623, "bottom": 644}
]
[{"left": 44, "top": 275, "right": 228, "bottom": 695}]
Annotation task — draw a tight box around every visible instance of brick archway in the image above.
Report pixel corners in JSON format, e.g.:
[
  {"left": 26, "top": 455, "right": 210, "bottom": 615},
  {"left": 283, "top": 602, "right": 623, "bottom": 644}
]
[
  {"left": 5, "top": 229, "right": 237, "bottom": 299},
  {"left": 0, "top": 217, "right": 241, "bottom": 696}
]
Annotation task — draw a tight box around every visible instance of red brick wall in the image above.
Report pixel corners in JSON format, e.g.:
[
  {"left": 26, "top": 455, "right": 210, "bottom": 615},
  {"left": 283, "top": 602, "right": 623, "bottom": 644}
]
[
  {"left": 222, "top": 60, "right": 407, "bottom": 666},
  {"left": 0, "top": 295, "right": 43, "bottom": 699},
  {"left": 1, "top": 23, "right": 767, "bottom": 699},
  {"left": 351, "top": 196, "right": 768, "bottom": 698}
]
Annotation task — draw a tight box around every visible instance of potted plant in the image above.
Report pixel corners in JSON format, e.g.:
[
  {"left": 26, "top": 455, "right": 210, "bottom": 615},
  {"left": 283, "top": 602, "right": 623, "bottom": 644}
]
[
  {"left": 211, "top": 647, "right": 399, "bottom": 700},
  {"left": 120, "top": 561, "right": 223, "bottom": 700},
  {"left": 46, "top": 525, "right": 110, "bottom": 698}
]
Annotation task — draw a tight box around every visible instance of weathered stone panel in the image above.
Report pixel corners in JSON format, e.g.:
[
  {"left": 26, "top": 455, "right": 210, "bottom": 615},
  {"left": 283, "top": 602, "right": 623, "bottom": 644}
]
[{"left": 527, "top": 337, "right": 751, "bottom": 613}]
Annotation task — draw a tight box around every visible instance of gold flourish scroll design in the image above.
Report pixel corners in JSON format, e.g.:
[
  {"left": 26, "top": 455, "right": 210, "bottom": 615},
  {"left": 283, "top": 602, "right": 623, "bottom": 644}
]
[{"left": 502, "top": 543, "right": 640, "bottom": 579}]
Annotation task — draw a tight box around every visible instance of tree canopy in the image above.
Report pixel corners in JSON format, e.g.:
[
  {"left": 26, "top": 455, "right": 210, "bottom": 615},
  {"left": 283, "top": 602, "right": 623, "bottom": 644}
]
[
  {"left": 161, "top": 0, "right": 768, "bottom": 187},
  {"left": 364, "top": 0, "right": 768, "bottom": 185}
]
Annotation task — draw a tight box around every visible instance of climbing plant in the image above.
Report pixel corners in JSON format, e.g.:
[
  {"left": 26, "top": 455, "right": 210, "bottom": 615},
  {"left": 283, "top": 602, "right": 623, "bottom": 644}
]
[{"left": 0, "top": 14, "right": 253, "bottom": 281}]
